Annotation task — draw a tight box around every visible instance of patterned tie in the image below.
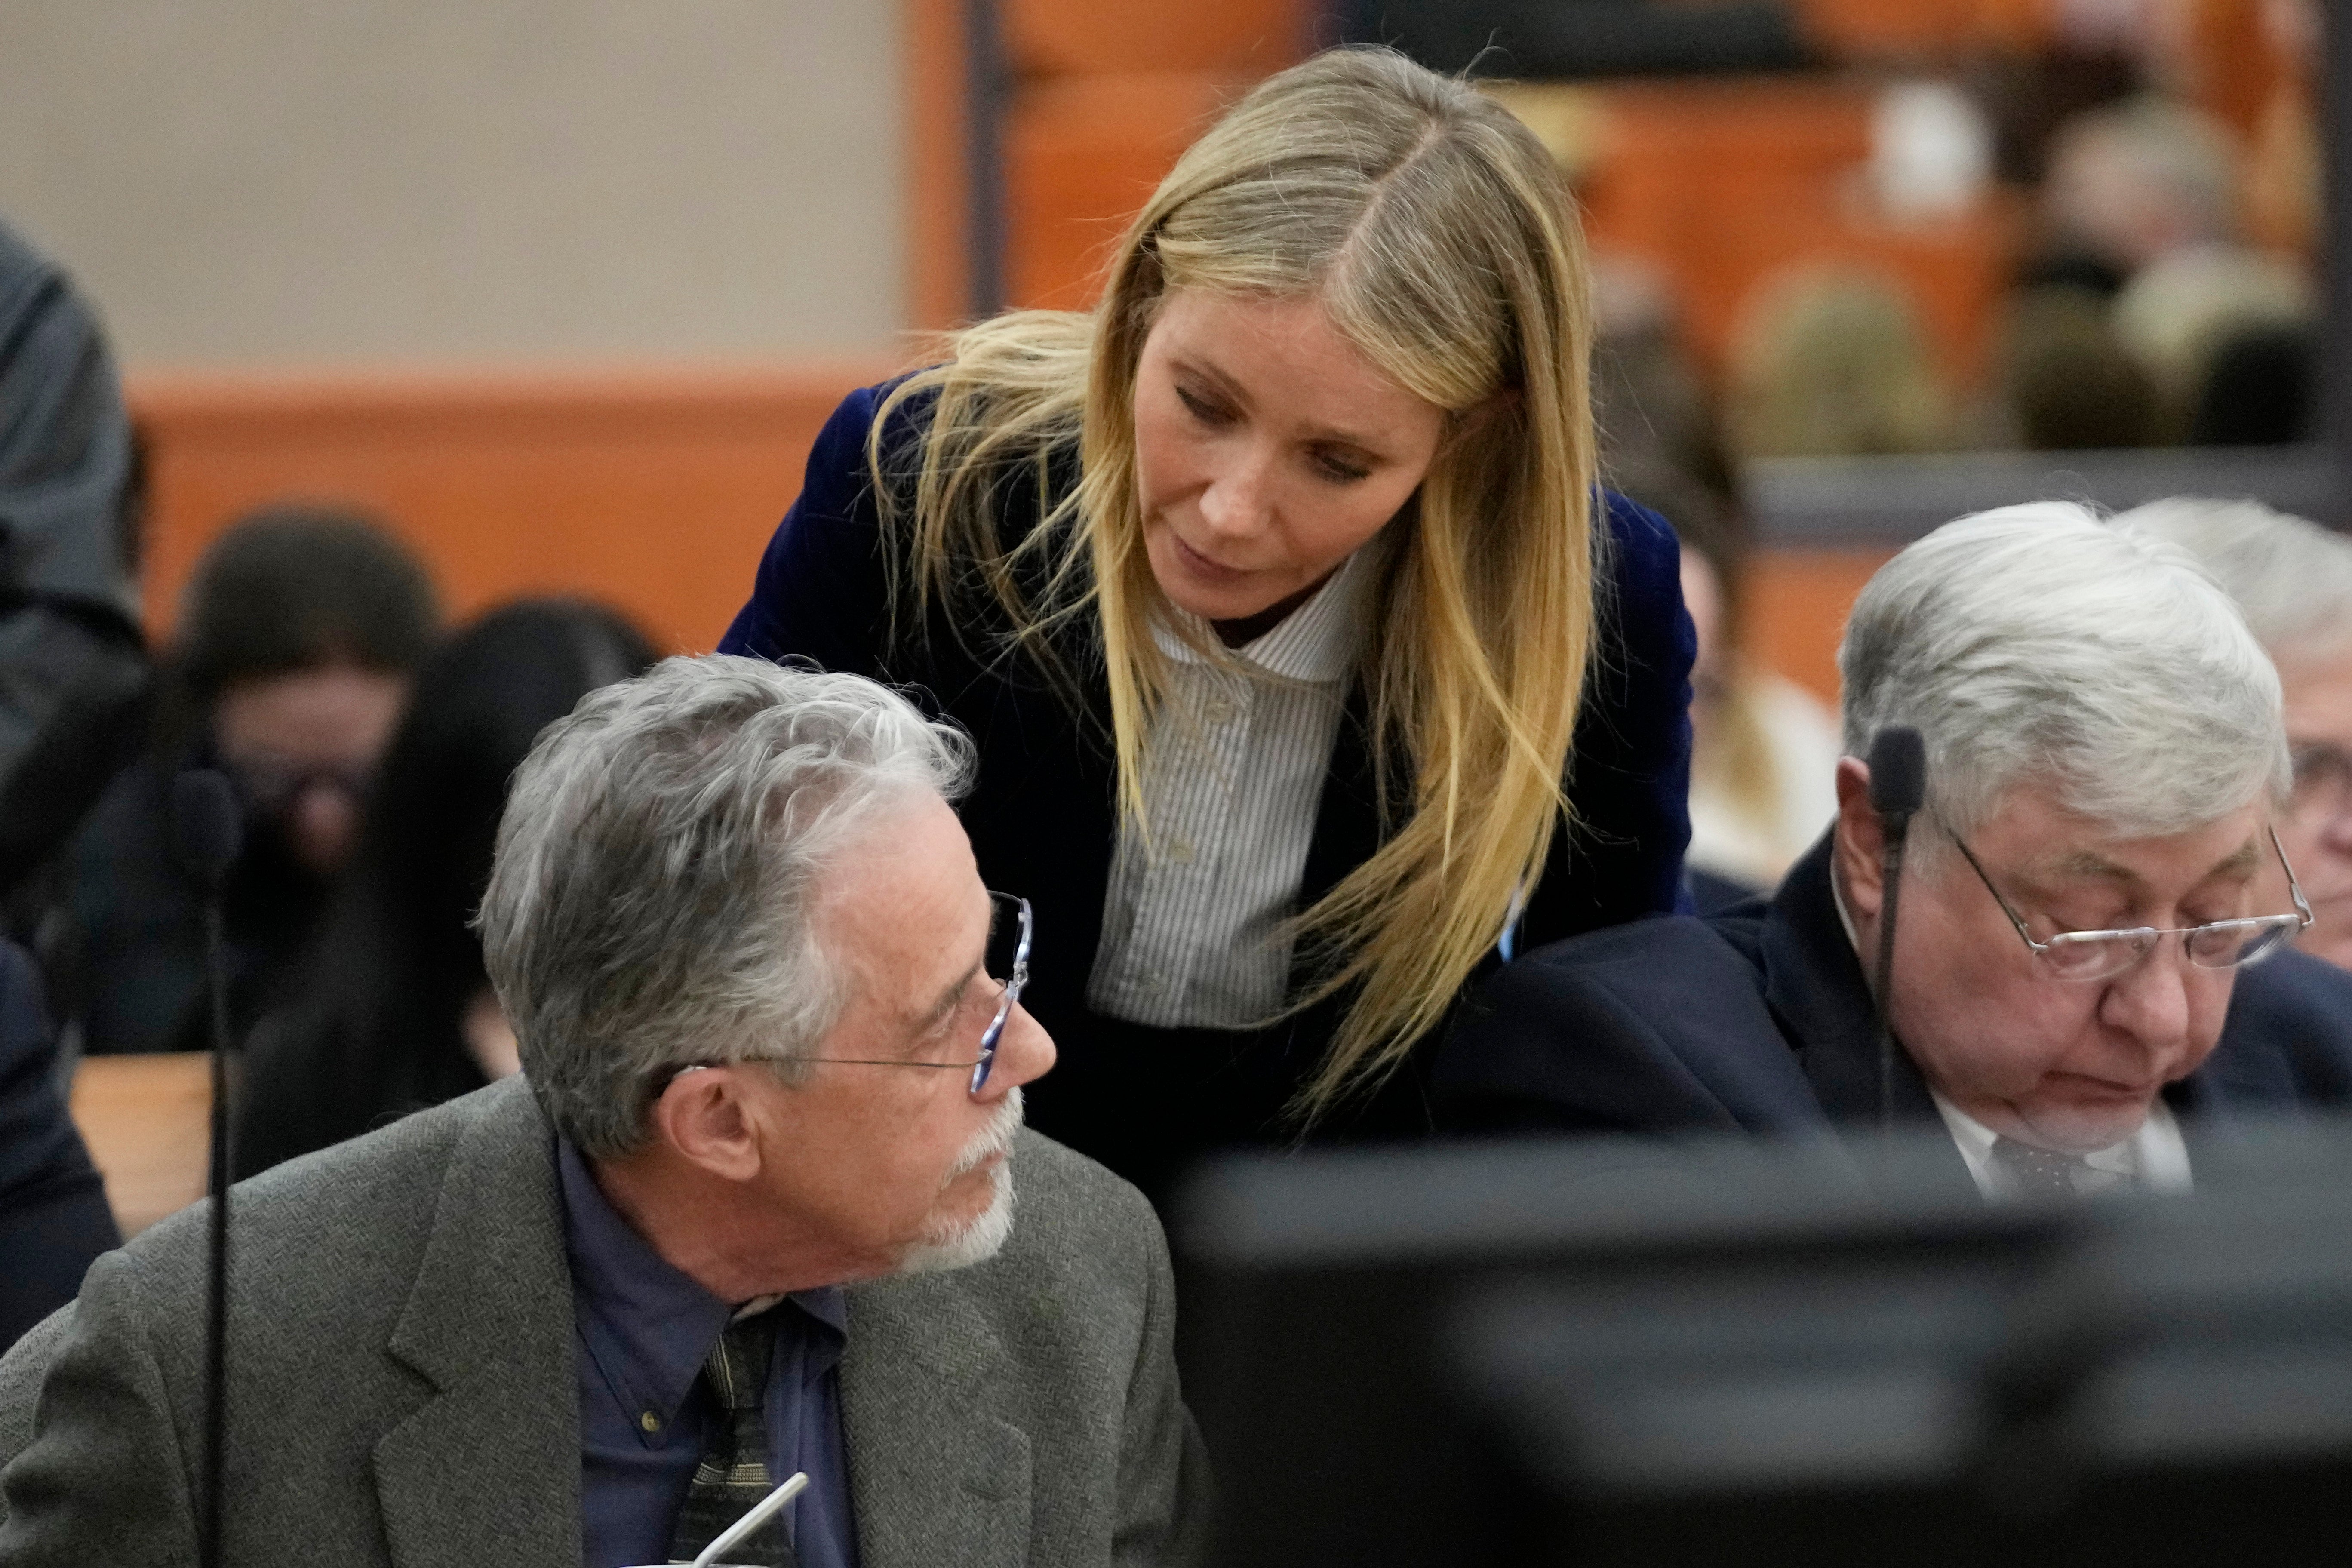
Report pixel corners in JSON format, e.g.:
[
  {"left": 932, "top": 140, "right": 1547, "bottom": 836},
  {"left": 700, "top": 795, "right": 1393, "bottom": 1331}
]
[
  {"left": 667, "top": 1311, "right": 798, "bottom": 1567},
  {"left": 1988, "top": 1136, "right": 2093, "bottom": 1200}
]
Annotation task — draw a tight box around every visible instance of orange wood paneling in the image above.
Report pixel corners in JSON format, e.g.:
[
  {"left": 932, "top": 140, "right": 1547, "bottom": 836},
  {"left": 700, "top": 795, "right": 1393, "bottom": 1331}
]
[
  {"left": 996, "top": 0, "right": 1308, "bottom": 311},
  {"left": 1794, "top": 0, "right": 2053, "bottom": 58},
  {"left": 907, "top": 0, "right": 972, "bottom": 332},
  {"left": 1745, "top": 545, "right": 1897, "bottom": 706},
  {"left": 128, "top": 361, "right": 902, "bottom": 653},
  {"left": 1006, "top": 71, "right": 1245, "bottom": 310},
  {"left": 71, "top": 1055, "right": 209, "bottom": 1236},
  {"left": 1005, "top": 0, "right": 1304, "bottom": 76},
  {"left": 1572, "top": 78, "right": 2019, "bottom": 390}
]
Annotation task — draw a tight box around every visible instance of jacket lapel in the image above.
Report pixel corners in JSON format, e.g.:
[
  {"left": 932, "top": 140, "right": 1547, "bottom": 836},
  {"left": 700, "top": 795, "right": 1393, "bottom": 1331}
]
[
  {"left": 1763, "top": 838, "right": 1977, "bottom": 1193},
  {"left": 372, "top": 1078, "right": 581, "bottom": 1568},
  {"left": 839, "top": 1270, "right": 1030, "bottom": 1568}
]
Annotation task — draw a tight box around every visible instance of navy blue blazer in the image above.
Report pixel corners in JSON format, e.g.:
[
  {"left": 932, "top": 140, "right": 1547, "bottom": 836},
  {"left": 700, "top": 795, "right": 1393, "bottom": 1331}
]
[
  {"left": 1437, "top": 832, "right": 2352, "bottom": 1189},
  {"left": 0, "top": 942, "right": 117, "bottom": 1350},
  {"left": 722, "top": 381, "right": 1694, "bottom": 1193}
]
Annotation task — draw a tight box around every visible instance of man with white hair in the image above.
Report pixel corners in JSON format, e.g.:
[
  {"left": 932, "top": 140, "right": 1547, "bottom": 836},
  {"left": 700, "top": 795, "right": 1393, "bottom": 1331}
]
[
  {"left": 1438, "top": 503, "right": 2352, "bottom": 1196},
  {"left": 0, "top": 657, "right": 1209, "bottom": 1566},
  {"left": 2121, "top": 498, "right": 2352, "bottom": 975}
]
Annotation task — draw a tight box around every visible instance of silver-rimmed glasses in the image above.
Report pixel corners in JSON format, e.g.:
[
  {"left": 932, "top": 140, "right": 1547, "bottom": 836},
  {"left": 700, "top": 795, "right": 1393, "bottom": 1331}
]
[
  {"left": 674, "top": 891, "right": 1031, "bottom": 1097},
  {"left": 1947, "top": 826, "right": 2312, "bottom": 983}
]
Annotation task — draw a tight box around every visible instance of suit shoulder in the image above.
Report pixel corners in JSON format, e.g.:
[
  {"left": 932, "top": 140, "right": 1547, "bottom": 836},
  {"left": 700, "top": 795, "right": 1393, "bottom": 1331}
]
[
  {"left": 125, "top": 1081, "right": 497, "bottom": 1282},
  {"left": 1004, "top": 1128, "right": 1165, "bottom": 1273},
  {"left": 2225, "top": 949, "right": 2352, "bottom": 1101}
]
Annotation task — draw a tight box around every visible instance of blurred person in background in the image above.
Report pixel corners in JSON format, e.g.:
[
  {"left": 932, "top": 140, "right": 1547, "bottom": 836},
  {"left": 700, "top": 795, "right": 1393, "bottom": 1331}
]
[
  {"left": 1588, "top": 289, "right": 1838, "bottom": 907},
  {"left": 1442, "top": 504, "right": 2352, "bottom": 1195},
  {"left": 1663, "top": 488, "right": 1839, "bottom": 910},
  {"left": 2121, "top": 498, "right": 2352, "bottom": 973},
  {"left": 2019, "top": 91, "right": 2314, "bottom": 445},
  {"left": 68, "top": 508, "right": 439, "bottom": 1057},
  {"left": 0, "top": 213, "right": 137, "bottom": 1348},
  {"left": 1725, "top": 267, "right": 1955, "bottom": 461},
  {"left": 235, "top": 599, "right": 657, "bottom": 1177},
  {"left": 722, "top": 48, "right": 1694, "bottom": 1202}
]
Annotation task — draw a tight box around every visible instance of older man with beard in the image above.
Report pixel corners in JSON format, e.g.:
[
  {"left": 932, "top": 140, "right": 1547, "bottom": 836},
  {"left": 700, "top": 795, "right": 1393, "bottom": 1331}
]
[{"left": 0, "top": 658, "right": 1208, "bottom": 1568}]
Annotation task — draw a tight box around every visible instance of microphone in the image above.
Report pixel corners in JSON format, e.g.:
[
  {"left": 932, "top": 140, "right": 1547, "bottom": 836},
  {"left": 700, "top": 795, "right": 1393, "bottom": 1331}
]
[
  {"left": 1866, "top": 727, "right": 1927, "bottom": 1138},
  {"left": 171, "top": 769, "right": 241, "bottom": 1568}
]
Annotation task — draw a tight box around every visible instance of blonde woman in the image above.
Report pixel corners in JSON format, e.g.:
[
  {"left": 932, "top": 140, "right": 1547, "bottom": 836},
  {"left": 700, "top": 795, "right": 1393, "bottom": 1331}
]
[{"left": 721, "top": 48, "right": 1693, "bottom": 1197}]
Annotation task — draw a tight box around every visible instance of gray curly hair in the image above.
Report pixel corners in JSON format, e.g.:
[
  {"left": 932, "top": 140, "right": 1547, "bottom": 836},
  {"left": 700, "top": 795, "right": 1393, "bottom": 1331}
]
[{"left": 477, "top": 655, "right": 975, "bottom": 1158}]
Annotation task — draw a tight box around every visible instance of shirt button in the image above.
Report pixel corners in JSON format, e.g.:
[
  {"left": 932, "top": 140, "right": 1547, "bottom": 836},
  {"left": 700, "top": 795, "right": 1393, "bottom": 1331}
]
[
  {"left": 1139, "top": 971, "right": 1168, "bottom": 993},
  {"left": 639, "top": 1411, "right": 662, "bottom": 1433},
  {"left": 1167, "top": 839, "right": 1196, "bottom": 864},
  {"left": 1202, "top": 698, "right": 1237, "bottom": 724}
]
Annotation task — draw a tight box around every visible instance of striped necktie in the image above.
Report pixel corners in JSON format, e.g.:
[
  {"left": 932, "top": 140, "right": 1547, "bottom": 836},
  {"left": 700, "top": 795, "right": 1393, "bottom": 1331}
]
[{"left": 667, "top": 1310, "right": 798, "bottom": 1567}]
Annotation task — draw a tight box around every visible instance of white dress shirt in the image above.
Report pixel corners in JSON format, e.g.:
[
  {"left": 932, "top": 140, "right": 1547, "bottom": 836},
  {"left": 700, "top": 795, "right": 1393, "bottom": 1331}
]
[{"left": 1087, "top": 550, "right": 1373, "bottom": 1029}]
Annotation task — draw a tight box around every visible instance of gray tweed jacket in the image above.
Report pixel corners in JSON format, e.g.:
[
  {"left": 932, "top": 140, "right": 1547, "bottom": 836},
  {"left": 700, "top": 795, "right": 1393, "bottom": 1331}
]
[{"left": 0, "top": 1076, "right": 1209, "bottom": 1566}]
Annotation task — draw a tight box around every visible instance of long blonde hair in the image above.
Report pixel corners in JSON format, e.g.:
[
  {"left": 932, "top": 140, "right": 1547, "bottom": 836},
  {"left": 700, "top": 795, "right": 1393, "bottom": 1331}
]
[{"left": 873, "top": 47, "right": 1600, "bottom": 1115}]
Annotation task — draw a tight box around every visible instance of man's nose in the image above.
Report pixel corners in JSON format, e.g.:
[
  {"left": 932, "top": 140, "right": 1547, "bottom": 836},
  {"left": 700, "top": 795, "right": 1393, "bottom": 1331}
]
[
  {"left": 2097, "top": 941, "right": 2200, "bottom": 1073},
  {"left": 985, "top": 1002, "right": 1056, "bottom": 1095}
]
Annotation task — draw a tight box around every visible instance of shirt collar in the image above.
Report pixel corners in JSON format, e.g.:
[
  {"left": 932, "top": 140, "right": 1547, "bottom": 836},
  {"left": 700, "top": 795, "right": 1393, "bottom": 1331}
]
[
  {"left": 557, "top": 1139, "right": 849, "bottom": 1438},
  {"left": 1152, "top": 546, "right": 1372, "bottom": 684}
]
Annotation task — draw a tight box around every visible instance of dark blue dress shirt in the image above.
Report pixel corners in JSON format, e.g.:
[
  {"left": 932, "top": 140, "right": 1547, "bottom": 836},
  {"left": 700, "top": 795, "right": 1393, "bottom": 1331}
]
[{"left": 558, "top": 1140, "right": 858, "bottom": 1568}]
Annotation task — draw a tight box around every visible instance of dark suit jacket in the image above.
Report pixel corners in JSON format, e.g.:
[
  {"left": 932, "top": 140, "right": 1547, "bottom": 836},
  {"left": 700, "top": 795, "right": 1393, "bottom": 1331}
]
[
  {"left": 0, "top": 942, "right": 116, "bottom": 1352},
  {"left": 719, "top": 382, "right": 1694, "bottom": 1191},
  {"left": 0, "top": 1077, "right": 1208, "bottom": 1568},
  {"left": 1437, "top": 834, "right": 2352, "bottom": 1187}
]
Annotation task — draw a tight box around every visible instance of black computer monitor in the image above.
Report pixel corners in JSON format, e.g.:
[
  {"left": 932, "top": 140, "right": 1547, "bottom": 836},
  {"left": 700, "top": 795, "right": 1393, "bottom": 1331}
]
[{"left": 1174, "top": 1125, "right": 2352, "bottom": 1566}]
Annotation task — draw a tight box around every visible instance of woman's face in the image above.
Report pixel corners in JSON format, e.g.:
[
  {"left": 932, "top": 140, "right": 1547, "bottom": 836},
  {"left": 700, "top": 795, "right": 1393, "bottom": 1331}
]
[{"left": 1132, "top": 288, "right": 1446, "bottom": 624}]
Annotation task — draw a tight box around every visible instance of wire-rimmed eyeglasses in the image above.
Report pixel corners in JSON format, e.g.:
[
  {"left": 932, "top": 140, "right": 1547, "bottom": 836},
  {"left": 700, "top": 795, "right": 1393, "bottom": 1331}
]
[
  {"left": 673, "top": 891, "right": 1030, "bottom": 1097},
  {"left": 1946, "top": 824, "right": 2312, "bottom": 983}
]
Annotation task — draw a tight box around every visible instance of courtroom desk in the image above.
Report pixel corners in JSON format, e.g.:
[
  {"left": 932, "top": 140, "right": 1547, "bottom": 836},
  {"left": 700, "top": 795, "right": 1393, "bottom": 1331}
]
[{"left": 69, "top": 1054, "right": 212, "bottom": 1237}]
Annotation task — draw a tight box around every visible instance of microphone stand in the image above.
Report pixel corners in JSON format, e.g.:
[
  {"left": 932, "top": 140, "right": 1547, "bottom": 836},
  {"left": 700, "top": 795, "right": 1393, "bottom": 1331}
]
[
  {"left": 172, "top": 770, "right": 241, "bottom": 1568},
  {"left": 1866, "top": 727, "right": 1927, "bottom": 1145}
]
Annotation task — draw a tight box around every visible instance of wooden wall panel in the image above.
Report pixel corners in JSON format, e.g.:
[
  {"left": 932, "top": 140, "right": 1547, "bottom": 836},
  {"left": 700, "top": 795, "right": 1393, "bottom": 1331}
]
[
  {"left": 1004, "top": 0, "right": 1305, "bottom": 75},
  {"left": 128, "top": 361, "right": 901, "bottom": 653},
  {"left": 1005, "top": 72, "right": 1242, "bottom": 311},
  {"left": 1570, "top": 78, "right": 2017, "bottom": 390},
  {"left": 1793, "top": 0, "right": 2051, "bottom": 57},
  {"left": 1744, "top": 546, "right": 1897, "bottom": 706},
  {"left": 907, "top": 0, "right": 972, "bottom": 331}
]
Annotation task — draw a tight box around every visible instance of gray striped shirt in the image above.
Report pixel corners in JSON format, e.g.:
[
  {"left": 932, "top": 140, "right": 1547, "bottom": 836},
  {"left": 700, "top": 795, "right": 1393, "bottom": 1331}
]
[{"left": 1087, "top": 550, "right": 1372, "bottom": 1029}]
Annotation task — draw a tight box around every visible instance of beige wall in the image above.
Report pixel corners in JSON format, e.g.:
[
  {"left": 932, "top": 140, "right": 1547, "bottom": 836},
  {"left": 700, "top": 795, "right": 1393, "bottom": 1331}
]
[{"left": 0, "top": 2, "right": 904, "bottom": 369}]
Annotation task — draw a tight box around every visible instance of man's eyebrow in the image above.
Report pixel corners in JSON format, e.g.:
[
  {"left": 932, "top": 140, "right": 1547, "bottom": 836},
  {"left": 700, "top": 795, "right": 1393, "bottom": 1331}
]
[
  {"left": 2202, "top": 838, "right": 2265, "bottom": 880},
  {"left": 2049, "top": 837, "right": 2263, "bottom": 890},
  {"left": 2051, "top": 850, "right": 2143, "bottom": 886}
]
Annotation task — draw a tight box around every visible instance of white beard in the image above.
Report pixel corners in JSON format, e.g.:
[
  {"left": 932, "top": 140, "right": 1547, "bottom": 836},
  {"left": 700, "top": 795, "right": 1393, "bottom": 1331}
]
[{"left": 896, "top": 1088, "right": 1022, "bottom": 1276}]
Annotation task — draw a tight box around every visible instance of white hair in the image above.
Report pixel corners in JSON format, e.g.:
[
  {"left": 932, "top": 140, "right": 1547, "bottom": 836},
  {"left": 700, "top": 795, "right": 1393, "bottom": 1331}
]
[
  {"left": 477, "top": 655, "right": 976, "bottom": 1159},
  {"left": 2117, "top": 497, "right": 2352, "bottom": 663},
  {"left": 1839, "top": 501, "right": 2288, "bottom": 839}
]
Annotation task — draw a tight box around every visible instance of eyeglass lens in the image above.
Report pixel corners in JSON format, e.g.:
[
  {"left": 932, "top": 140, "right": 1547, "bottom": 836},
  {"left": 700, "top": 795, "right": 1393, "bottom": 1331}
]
[
  {"left": 2039, "top": 918, "right": 2299, "bottom": 981},
  {"left": 970, "top": 894, "right": 1030, "bottom": 1094}
]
